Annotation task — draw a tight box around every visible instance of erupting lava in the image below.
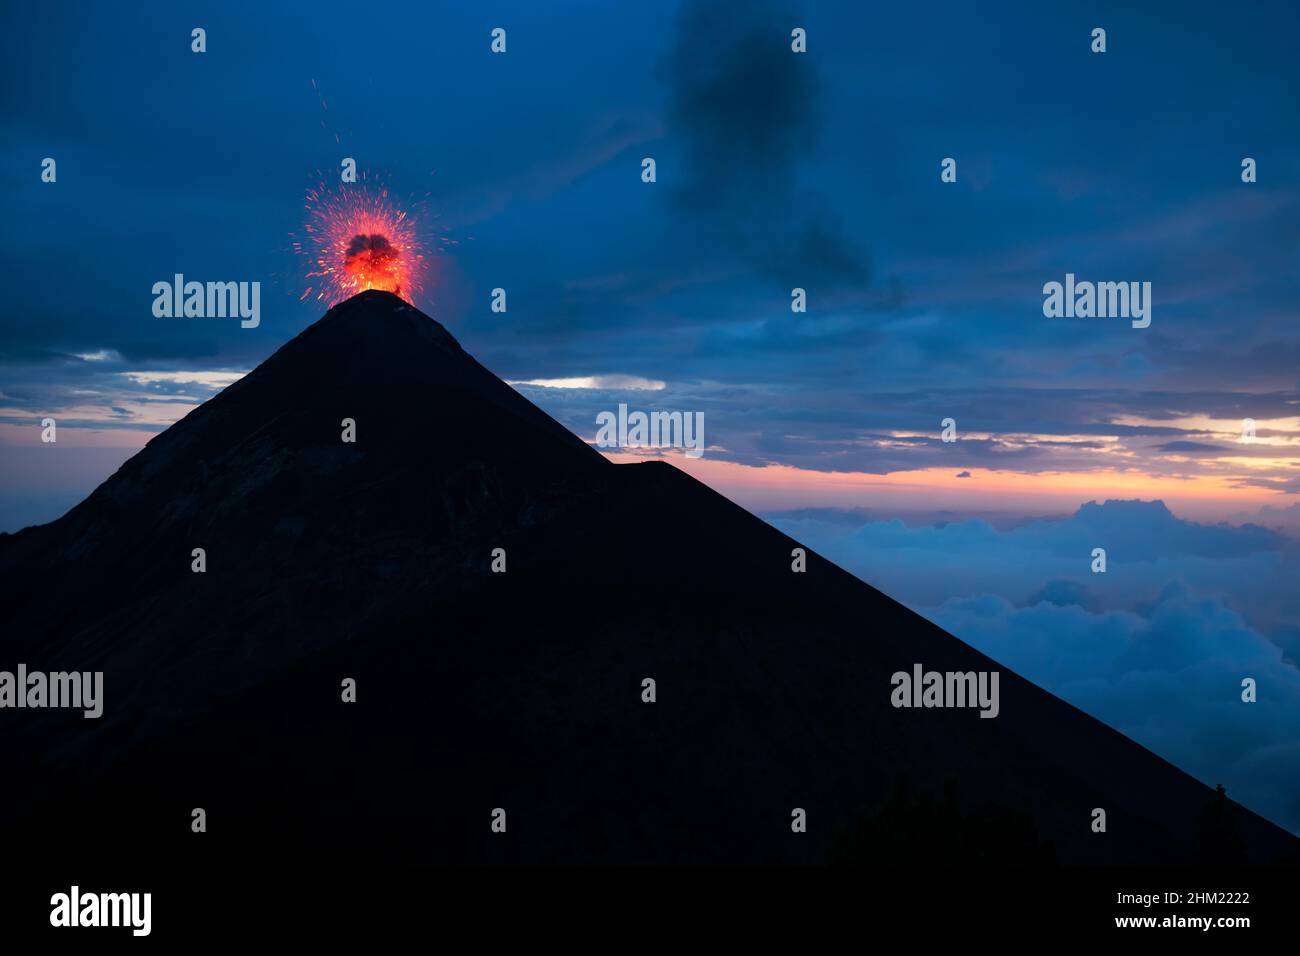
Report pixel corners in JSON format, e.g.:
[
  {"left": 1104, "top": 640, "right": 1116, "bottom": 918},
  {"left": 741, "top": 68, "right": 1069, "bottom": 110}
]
[{"left": 295, "top": 180, "right": 428, "bottom": 305}]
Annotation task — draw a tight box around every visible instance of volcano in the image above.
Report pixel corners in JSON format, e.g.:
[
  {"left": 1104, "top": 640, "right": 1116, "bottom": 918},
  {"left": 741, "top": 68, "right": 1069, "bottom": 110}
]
[{"left": 0, "top": 290, "right": 1295, "bottom": 866}]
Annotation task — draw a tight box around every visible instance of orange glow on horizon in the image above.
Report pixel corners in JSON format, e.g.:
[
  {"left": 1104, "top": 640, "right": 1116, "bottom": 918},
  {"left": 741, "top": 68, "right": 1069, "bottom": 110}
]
[{"left": 601, "top": 450, "right": 1297, "bottom": 520}]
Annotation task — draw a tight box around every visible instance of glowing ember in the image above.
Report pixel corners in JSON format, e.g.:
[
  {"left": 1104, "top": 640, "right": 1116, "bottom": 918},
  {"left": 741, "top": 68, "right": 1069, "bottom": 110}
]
[
  {"left": 344, "top": 233, "right": 401, "bottom": 291},
  {"left": 294, "top": 179, "right": 428, "bottom": 305}
]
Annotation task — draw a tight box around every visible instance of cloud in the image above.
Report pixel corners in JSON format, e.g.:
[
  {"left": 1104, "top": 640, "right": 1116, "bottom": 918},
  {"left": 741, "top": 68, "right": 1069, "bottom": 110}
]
[
  {"left": 930, "top": 587, "right": 1300, "bottom": 836},
  {"left": 514, "top": 375, "right": 1300, "bottom": 498},
  {"left": 1237, "top": 502, "right": 1300, "bottom": 537},
  {"left": 1153, "top": 440, "right": 1228, "bottom": 453},
  {"left": 768, "top": 498, "right": 1300, "bottom": 833},
  {"left": 769, "top": 499, "right": 1295, "bottom": 618},
  {"left": 0, "top": 363, "right": 244, "bottom": 432},
  {"left": 657, "top": 0, "right": 869, "bottom": 291},
  {"left": 122, "top": 371, "right": 248, "bottom": 388},
  {"left": 508, "top": 375, "right": 665, "bottom": 391}
]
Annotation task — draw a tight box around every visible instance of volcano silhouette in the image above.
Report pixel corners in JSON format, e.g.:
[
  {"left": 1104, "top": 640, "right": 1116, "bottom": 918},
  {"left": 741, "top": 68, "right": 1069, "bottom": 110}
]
[{"left": 1, "top": 290, "right": 1295, "bottom": 866}]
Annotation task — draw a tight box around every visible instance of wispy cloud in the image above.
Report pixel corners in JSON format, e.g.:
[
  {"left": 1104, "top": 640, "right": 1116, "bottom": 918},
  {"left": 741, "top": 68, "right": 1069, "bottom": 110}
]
[
  {"left": 508, "top": 374, "right": 665, "bottom": 391},
  {"left": 122, "top": 370, "right": 247, "bottom": 388}
]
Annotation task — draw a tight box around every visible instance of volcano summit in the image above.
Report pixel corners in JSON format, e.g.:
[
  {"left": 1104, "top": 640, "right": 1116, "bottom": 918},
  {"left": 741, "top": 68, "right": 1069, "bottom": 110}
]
[{"left": 0, "top": 290, "right": 1294, "bottom": 866}]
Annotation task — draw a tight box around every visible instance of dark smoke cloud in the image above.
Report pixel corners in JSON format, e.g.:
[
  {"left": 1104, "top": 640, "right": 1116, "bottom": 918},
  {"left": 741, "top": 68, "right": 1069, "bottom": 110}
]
[
  {"left": 658, "top": 0, "right": 870, "bottom": 291},
  {"left": 345, "top": 234, "right": 396, "bottom": 263}
]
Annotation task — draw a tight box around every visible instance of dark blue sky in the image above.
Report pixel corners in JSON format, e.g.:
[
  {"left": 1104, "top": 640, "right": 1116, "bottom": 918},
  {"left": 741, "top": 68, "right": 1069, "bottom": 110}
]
[
  {"left": 4, "top": 1, "right": 1298, "bottom": 490},
  {"left": 4, "top": 0, "right": 1300, "bottom": 835}
]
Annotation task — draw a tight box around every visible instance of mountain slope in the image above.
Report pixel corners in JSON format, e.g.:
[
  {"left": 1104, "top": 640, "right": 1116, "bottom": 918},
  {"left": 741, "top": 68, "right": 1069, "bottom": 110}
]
[{"left": 1, "top": 290, "right": 1294, "bottom": 866}]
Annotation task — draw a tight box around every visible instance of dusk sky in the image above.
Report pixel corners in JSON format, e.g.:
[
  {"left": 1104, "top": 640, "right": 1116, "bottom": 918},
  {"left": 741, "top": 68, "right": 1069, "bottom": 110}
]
[{"left": 3, "top": 2, "right": 1300, "bottom": 832}]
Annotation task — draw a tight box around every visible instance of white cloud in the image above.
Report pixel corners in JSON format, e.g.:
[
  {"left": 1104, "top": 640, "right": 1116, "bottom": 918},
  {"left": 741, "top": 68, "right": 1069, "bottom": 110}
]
[
  {"left": 122, "top": 370, "right": 247, "bottom": 388},
  {"left": 509, "top": 374, "right": 665, "bottom": 391}
]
